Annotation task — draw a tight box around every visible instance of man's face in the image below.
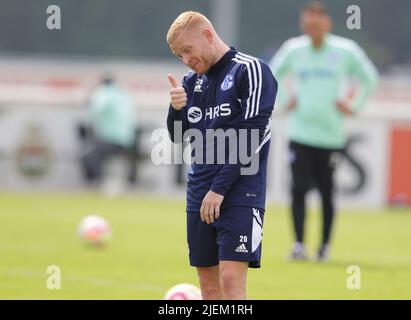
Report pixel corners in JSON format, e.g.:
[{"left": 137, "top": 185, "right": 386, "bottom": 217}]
[
  {"left": 300, "top": 10, "right": 330, "bottom": 40},
  {"left": 170, "top": 28, "right": 215, "bottom": 74}
]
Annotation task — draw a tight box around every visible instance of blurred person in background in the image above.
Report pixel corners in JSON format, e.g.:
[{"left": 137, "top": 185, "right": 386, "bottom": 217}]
[
  {"left": 80, "top": 75, "right": 138, "bottom": 186},
  {"left": 269, "top": 1, "right": 378, "bottom": 261}
]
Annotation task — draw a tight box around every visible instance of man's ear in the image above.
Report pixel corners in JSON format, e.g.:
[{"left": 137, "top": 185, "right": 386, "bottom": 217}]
[{"left": 203, "top": 28, "right": 214, "bottom": 43}]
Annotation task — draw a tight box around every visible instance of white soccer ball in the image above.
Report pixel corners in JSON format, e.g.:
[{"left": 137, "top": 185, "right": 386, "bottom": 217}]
[
  {"left": 164, "top": 283, "right": 202, "bottom": 300},
  {"left": 77, "top": 215, "right": 112, "bottom": 248}
]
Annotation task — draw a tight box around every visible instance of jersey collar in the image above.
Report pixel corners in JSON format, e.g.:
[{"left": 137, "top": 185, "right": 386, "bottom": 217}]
[{"left": 206, "top": 47, "right": 237, "bottom": 76}]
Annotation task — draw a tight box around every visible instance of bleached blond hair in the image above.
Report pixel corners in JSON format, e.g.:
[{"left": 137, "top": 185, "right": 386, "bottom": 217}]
[{"left": 167, "top": 11, "right": 213, "bottom": 46}]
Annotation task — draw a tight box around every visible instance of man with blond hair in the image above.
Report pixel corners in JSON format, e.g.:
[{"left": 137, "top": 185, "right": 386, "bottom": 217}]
[{"left": 166, "top": 11, "right": 277, "bottom": 299}]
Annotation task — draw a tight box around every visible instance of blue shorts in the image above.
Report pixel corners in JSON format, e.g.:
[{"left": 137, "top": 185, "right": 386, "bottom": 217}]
[{"left": 187, "top": 206, "right": 264, "bottom": 268}]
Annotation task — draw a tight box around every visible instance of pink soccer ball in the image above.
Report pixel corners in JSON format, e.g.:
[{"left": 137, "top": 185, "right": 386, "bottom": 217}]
[
  {"left": 78, "top": 215, "right": 112, "bottom": 248},
  {"left": 164, "top": 283, "right": 202, "bottom": 300}
]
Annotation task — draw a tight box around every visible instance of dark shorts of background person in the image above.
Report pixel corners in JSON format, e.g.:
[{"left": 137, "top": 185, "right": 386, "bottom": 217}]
[
  {"left": 187, "top": 206, "right": 265, "bottom": 268},
  {"left": 289, "top": 140, "right": 341, "bottom": 192}
]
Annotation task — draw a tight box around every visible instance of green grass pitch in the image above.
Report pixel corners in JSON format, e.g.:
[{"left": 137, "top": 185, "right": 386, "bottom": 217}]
[{"left": 0, "top": 193, "right": 410, "bottom": 299}]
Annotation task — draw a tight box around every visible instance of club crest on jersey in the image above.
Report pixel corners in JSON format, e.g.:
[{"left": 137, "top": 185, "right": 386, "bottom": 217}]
[
  {"left": 187, "top": 106, "right": 202, "bottom": 123},
  {"left": 220, "top": 74, "right": 234, "bottom": 91}
]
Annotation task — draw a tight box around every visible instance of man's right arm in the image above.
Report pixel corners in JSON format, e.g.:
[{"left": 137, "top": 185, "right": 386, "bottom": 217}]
[
  {"left": 269, "top": 39, "right": 295, "bottom": 111},
  {"left": 166, "top": 74, "right": 189, "bottom": 143}
]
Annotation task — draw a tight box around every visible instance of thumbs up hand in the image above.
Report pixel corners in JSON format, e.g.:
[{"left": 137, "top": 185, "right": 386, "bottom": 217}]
[{"left": 168, "top": 74, "right": 187, "bottom": 111}]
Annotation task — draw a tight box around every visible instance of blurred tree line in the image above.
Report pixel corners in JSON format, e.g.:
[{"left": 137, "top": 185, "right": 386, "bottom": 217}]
[{"left": 0, "top": 0, "right": 409, "bottom": 69}]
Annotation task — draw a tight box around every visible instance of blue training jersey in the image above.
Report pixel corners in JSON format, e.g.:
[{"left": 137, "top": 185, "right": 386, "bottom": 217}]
[{"left": 167, "top": 48, "right": 277, "bottom": 212}]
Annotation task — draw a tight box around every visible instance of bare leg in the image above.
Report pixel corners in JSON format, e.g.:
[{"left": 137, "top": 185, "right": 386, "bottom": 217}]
[
  {"left": 196, "top": 265, "right": 222, "bottom": 300},
  {"left": 219, "top": 261, "right": 248, "bottom": 300}
]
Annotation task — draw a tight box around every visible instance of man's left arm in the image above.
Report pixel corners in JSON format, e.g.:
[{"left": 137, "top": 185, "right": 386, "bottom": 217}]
[
  {"left": 201, "top": 62, "right": 277, "bottom": 220},
  {"left": 200, "top": 62, "right": 277, "bottom": 224},
  {"left": 346, "top": 42, "right": 379, "bottom": 113}
]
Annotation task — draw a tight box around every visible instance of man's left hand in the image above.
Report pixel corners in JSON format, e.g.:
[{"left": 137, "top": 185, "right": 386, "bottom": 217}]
[{"left": 200, "top": 190, "right": 224, "bottom": 224}]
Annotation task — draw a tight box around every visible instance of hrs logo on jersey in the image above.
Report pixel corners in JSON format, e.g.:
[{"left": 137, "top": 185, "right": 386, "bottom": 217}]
[
  {"left": 187, "top": 104, "right": 231, "bottom": 123},
  {"left": 205, "top": 103, "right": 231, "bottom": 120}
]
